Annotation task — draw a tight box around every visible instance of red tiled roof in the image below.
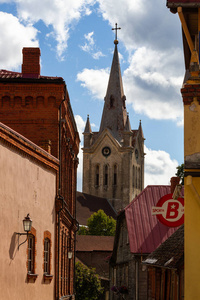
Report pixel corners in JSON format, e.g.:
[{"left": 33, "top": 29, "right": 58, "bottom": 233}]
[
  {"left": 76, "top": 235, "right": 114, "bottom": 251},
  {"left": 0, "top": 69, "right": 63, "bottom": 81},
  {"left": 125, "top": 185, "right": 184, "bottom": 254}
]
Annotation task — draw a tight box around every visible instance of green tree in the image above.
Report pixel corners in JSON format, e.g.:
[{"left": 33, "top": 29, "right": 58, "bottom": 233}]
[
  {"left": 175, "top": 163, "right": 184, "bottom": 185},
  {"left": 78, "top": 209, "right": 116, "bottom": 236},
  {"left": 87, "top": 209, "right": 116, "bottom": 236},
  {"left": 75, "top": 262, "right": 103, "bottom": 300}
]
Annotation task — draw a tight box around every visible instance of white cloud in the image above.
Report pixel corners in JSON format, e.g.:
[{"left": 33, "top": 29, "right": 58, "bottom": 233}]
[
  {"left": 80, "top": 31, "right": 105, "bottom": 59},
  {"left": 0, "top": 12, "right": 38, "bottom": 70},
  {"left": 144, "top": 145, "right": 178, "bottom": 186},
  {"left": 75, "top": 114, "right": 86, "bottom": 191},
  {"left": 97, "top": 0, "right": 182, "bottom": 52},
  {"left": 81, "top": 32, "right": 95, "bottom": 52},
  {"left": 77, "top": 68, "right": 109, "bottom": 99},
  {"left": 75, "top": 114, "right": 86, "bottom": 143},
  {"left": 2, "top": 0, "right": 96, "bottom": 60},
  {"left": 123, "top": 46, "right": 184, "bottom": 123}
]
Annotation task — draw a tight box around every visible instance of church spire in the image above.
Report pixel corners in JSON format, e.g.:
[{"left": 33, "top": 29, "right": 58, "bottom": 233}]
[{"left": 99, "top": 25, "right": 127, "bottom": 142}]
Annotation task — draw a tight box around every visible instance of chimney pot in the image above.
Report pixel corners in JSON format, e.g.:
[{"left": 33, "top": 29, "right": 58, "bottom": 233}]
[{"left": 22, "top": 47, "right": 41, "bottom": 78}]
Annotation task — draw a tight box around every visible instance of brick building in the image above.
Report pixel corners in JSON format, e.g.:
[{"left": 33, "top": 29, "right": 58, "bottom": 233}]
[
  {"left": 0, "top": 48, "right": 80, "bottom": 299},
  {"left": 76, "top": 235, "right": 115, "bottom": 300}
]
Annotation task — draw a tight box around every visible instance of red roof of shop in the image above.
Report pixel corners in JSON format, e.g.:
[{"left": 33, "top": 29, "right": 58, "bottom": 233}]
[{"left": 125, "top": 185, "right": 184, "bottom": 254}]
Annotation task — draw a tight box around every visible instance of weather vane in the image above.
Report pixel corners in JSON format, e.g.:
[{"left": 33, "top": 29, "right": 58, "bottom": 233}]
[{"left": 112, "top": 23, "right": 121, "bottom": 43}]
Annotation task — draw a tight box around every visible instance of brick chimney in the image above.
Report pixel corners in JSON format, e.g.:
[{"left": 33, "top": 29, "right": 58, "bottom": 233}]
[
  {"left": 22, "top": 47, "right": 41, "bottom": 78},
  {"left": 170, "top": 176, "right": 180, "bottom": 194}
]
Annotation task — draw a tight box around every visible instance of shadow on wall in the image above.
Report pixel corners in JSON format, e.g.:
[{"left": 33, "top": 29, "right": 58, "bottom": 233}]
[{"left": 9, "top": 232, "right": 19, "bottom": 262}]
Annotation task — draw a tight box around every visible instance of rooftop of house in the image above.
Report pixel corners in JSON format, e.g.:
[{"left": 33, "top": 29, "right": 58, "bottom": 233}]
[
  {"left": 143, "top": 225, "right": 184, "bottom": 269},
  {"left": 76, "top": 235, "right": 114, "bottom": 252},
  {"left": 0, "top": 69, "right": 63, "bottom": 82},
  {"left": 0, "top": 48, "right": 64, "bottom": 83},
  {"left": 125, "top": 184, "right": 184, "bottom": 254},
  {"left": 76, "top": 191, "right": 117, "bottom": 226}
]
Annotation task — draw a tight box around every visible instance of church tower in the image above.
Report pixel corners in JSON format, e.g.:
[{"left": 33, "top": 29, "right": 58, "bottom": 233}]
[{"left": 82, "top": 27, "right": 145, "bottom": 211}]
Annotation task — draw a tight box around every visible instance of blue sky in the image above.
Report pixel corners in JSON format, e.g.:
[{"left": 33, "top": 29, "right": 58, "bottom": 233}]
[{"left": 0, "top": 0, "right": 185, "bottom": 191}]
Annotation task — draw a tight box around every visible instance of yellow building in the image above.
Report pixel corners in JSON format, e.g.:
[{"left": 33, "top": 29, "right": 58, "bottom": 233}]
[{"left": 167, "top": 1, "right": 200, "bottom": 298}]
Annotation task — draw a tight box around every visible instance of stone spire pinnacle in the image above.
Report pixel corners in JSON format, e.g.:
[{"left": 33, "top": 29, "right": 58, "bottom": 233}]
[
  {"left": 124, "top": 113, "right": 131, "bottom": 132},
  {"left": 99, "top": 38, "right": 127, "bottom": 142},
  {"left": 84, "top": 115, "right": 92, "bottom": 134}
]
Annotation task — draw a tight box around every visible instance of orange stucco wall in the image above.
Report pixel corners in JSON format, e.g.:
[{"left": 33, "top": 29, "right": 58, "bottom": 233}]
[{"left": 0, "top": 141, "right": 57, "bottom": 300}]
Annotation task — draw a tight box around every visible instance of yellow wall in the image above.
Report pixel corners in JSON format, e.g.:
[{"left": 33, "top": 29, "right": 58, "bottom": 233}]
[
  {"left": 185, "top": 175, "right": 200, "bottom": 299},
  {"left": 184, "top": 87, "right": 200, "bottom": 299}
]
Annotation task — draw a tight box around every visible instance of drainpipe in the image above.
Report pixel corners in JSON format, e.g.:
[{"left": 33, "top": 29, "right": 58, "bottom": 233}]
[{"left": 57, "top": 86, "right": 66, "bottom": 300}]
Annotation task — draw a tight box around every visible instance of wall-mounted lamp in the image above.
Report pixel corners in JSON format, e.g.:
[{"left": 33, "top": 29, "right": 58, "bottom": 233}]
[
  {"left": 68, "top": 248, "right": 73, "bottom": 260},
  {"left": 16, "top": 214, "right": 32, "bottom": 249}
]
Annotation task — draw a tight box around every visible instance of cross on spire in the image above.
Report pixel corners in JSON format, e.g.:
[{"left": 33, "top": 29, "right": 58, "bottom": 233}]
[{"left": 112, "top": 23, "right": 121, "bottom": 42}]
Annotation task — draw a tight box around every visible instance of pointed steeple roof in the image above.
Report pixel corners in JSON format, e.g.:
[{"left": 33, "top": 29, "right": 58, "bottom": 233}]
[
  {"left": 99, "top": 40, "right": 127, "bottom": 142},
  {"left": 138, "top": 120, "right": 144, "bottom": 139},
  {"left": 84, "top": 115, "right": 92, "bottom": 134},
  {"left": 124, "top": 113, "right": 132, "bottom": 132}
]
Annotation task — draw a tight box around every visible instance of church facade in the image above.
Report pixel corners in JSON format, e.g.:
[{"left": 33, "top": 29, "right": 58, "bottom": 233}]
[{"left": 82, "top": 39, "right": 145, "bottom": 211}]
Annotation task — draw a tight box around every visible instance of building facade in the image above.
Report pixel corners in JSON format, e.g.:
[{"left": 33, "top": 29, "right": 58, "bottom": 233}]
[
  {"left": 109, "top": 182, "right": 182, "bottom": 300},
  {"left": 0, "top": 122, "right": 59, "bottom": 300},
  {"left": 82, "top": 39, "right": 144, "bottom": 212},
  {"left": 166, "top": 1, "right": 200, "bottom": 299},
  {"left": 0, "top": 48, "right": 80, "bottom": 299}
]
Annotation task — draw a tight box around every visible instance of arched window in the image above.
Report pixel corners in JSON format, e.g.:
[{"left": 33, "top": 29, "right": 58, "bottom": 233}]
[
  {"left": 28, "top": 234, "right": 35, "bottom": 274},
  {"left": 135, "top": 167, "right": 137, "bottom": 189},
  {"left": 133, "top": 166, "right": 135, "bottom": 188},
  {"left": 138, "top": 167, "right": 140, "bottom": 190},
  {"left": 44, "top": 238, "right": 50, "bottom": 274},
  {"left": 113, "top": 164, "right": 117, "bottom": 186},
  {"left": 95, "top": 165, "right": 99, "bottom": 186},
  {"left": 104, "top": 165, "right": 108, "bottom": 186},
  {"left": 43, "top": 231, "right": 53, "bottom": 281}
]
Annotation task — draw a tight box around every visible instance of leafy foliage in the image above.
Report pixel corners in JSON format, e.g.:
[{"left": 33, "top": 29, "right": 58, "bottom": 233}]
[
  {"left": 75, "top": 262, "right": 103, "bottom": 300},
  {"left": 78, "top": 209, "right": 116, "bottom": 236},
  {"left": 175, "top": 163, "right": 184, "bottom": 185}
]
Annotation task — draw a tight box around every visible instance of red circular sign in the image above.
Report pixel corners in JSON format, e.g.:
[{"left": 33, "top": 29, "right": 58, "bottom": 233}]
[{"left": 152, "top": 193, "right": 184, "bottom": 227}]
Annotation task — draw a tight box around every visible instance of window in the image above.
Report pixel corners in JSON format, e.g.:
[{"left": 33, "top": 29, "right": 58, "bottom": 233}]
[
  {"left": 28, "top": 234, "right": 35, "bottom": 274},
  {"left": 95, "top": 165, "right": 99, "bottom": 186},
  {"left": 43, "top": 231, "right": 53, "bottom": 281},
  {"left": 27, "top": 226, "right": 37, "bottom": 281},
  {"left": 44, "top": 238, "right": 50, "bottom": 274},
  {"left": 135, "top": 167, "right": 137, "bottom": 188},
  {"left": 104, "top": 165, "right": 108, "bottom": 186},
  {"left": 113, "top": 164, "right": 117, "bottom": 186},
  {"left": 138, "top": 167, "right": 140, "bottom": 190}
]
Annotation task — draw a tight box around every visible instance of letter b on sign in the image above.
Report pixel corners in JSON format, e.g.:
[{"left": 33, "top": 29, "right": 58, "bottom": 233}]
[{"left": 166, "top": 202, "right": 179, "bottom": 219}]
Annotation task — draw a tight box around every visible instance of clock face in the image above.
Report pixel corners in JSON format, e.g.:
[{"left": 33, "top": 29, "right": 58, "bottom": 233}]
[{"left": 102, "top": 146, "right": 111, "bottom": 157}]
